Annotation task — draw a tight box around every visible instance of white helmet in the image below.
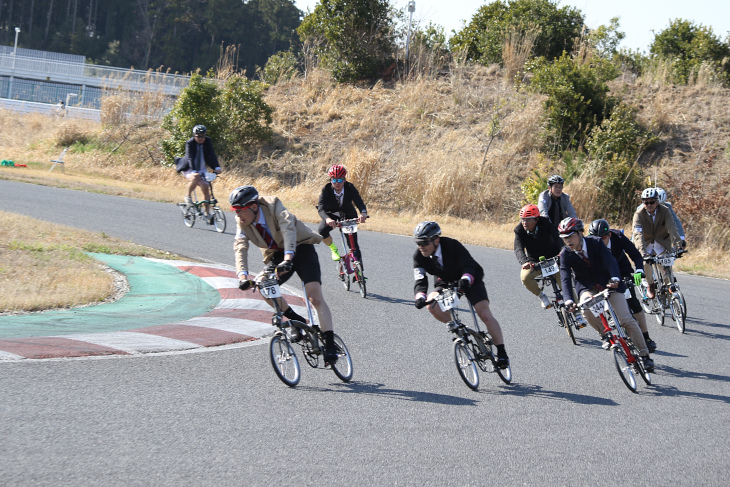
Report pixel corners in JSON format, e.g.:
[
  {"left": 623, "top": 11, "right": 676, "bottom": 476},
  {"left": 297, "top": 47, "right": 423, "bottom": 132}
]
[
  {"left": 641, "top": 187, "right": 658, "bottom": 200},
  {"left": 655, "top": 187, "right": 667, "bottom": 203}
]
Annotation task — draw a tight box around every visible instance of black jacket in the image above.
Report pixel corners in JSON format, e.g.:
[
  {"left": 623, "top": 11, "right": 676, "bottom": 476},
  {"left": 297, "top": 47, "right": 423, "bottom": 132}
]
[
  {"left": 413, "top": 237, "right": 484, "bottom": 296},
  {"left": 559, "top": 235, "right": 624, "bottom": 302},
  {"left": 175, "top": 136, "right": 220, "bottom": 173},
  {"left": 606, "top": 229, "right": 644, "bottom": 278},
  {"left": 317, "top": 182, "right": 367, "bottom": 220},
  {"left": 513, "top": 216, "right": 563, "bottom": 265}
]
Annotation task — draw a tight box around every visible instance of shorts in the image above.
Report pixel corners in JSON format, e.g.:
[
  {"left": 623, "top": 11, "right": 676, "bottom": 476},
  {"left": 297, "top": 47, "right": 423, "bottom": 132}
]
[
  {"left": 270, "top": 244, "right": 321, "bottom": 285},
  {"left": 436, "top": 279, "right": 489, "bottom": 304}
]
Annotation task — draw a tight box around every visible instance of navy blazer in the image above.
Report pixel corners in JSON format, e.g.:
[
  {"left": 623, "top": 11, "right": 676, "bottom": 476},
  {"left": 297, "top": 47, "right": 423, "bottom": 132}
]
[
  {"left": 413, "top": 237, "right": 484, "bottom": 296},
  {"left": 317, "top": 182, "right": 367, "bottom": 220},
  {"left": 607, "top": 229, "right": 644, "bottom": 277},
  {"left": 177, "top": 136, "right": 220, "bottom": 173},
  {"left": 559, "top": 235, "right": 624, "bottom": 302}
]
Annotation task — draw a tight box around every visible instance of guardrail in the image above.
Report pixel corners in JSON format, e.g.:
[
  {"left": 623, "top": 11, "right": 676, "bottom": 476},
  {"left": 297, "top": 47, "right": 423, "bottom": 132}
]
[{"left": 0, "top": 98, "right": 100, "bottom": 122}]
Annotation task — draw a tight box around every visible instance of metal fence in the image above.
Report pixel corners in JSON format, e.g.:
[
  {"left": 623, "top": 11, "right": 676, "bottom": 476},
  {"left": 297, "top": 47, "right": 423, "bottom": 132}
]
[
  {"left": 0, "top": 76, "right": 102, "bottom": 108},
  {"left": 0, "top": 46, "right": 85, "bottom": 64},
  {"left": 0, "top": 98, "right": 100, "bottom": 122}
]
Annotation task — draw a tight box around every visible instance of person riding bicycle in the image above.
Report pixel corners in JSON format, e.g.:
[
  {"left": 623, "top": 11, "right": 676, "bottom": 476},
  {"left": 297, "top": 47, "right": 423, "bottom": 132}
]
[
  {"left": 412, "top": 221, "right": 510, "bottom": 368},
  {"left": 317, "top": 164, "right": 368, "bottom": 264},
  {"left": 632, "top": 187, "right": 682, "bottom": 299},
  {"left": 231, "top": 185, "right": 339, "bottom": 364},
  {"left": 538, "top": 175, "right": 577, "bottom": 229},
  {"left": 558, "top": 217, "right": 654, "bottom": 372},
  {"left": 589, "top": 219, "right": 657, "bottom": 353},
  {"left": 635, "top": 187, "right": 686, "bottom": 245},
  {"left": 176, "top": 125, "right": 222, "bottom": 224}
]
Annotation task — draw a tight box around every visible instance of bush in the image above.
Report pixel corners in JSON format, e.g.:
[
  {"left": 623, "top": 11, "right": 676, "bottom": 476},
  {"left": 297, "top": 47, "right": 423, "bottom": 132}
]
[
  {"left": 449, "top": 0, "right": 584, "bottom": 66},
  {"left": 161, "top": 73, "right": 273, "bottom": 165},
  {"left": 258, "top": 51, "right": 299, "bottom": 85},
  {"left": 525, "top": 53, "right": 618, "bottom": 152},
  {"left": 585, "top": 102, "right": 658, "bottom": 163},
  {"left": 297, "top": 0, "right": 397, "bottom": 82}
]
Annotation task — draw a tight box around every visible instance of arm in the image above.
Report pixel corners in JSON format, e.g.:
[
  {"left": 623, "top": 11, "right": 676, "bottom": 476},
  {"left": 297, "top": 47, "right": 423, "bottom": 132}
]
[
  {"left": 537, "top": 191, "right": 549, "bottom": 218},
  {"left": 348, "top": 183, "right": 368, "bottom": 215},
  {"left": 631, "top": 211, "right": 646, "bottom": 255},
  {"left": 413, "top": 252, "right": 429, "bottom": 306},
  {"left": 665, "top": 203, "right": 686, "bottom": 240},
  {"left": 664, "top": 205, "right": 682, "bottom": 248},
  {"left": 317, "top": 185, "right": 334, "bottom": 221},
  {"left": 184, "top": 139, "right": 196, "bottom": 170},
  {"left": 271, "top": 198, "right": 298, "bottom": 256},
  {"left": 513, "top": 228, "right": 530, "bottom": 266},
  {"left": 204, "top": 139, "right": 221, "bottom": 172},
  {"left": 559, "top": 251, "right": 576, "bottom": 304},
  {"left": 234, "top": 225, "right": 250, "bottom": 279},
  {"left": 618, "top": 232, "right": 644, "bottom": 272},
  {"left": 563, "top": 194, "right": 577, "bottom": 219}
]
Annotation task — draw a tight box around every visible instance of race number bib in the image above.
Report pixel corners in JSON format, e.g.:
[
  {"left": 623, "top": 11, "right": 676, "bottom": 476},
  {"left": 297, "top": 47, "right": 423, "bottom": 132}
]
[
  {"left": 341, "top": 221, "right": 358, "bottom": 234},
  {"left": 437, "top": 290, "right": 460, "bottom": 312},
  {"left": 657, "top": 256, "right": 675, "bottom": 266},
  {"left": 260, "top": 280, "right": 282, "bottom": 299},
  {"left": 540, "top": 258, "right": 559, "bottom": 277},
  {"left": 588, "top": 299, "right": 607, "bottom": 318}
]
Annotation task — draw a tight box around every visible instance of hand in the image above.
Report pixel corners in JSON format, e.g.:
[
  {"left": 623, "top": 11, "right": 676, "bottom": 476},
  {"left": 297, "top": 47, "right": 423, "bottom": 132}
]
[
  {"left": 358, "top": 214, "right": 368, "bottom": 223},
  {"left": 521, "top": 262, "right": 532, "bottom": 270},
  {"left": 414, "top": 297, "right": 426, "bottom": 309},
  {"left": 276, "top": 260, "right": 293, "bottom": 275},
  {"left": 633, "top": 270, "right": 645, "bottom": 287},
  {"left": 326, "top": 218, "right": 337, "bottom": 228},
  {"left": 458, "top": 277, "right": 471, "bottom": 292},
  {"left": 681, "top": 240, "right": 687, "bottom": 249},
  {"left": 607, "top": 277, "right": 620, "bottom": 289},
  {"left": 238, "top": 279, "right": 253, "bottom": 291}
]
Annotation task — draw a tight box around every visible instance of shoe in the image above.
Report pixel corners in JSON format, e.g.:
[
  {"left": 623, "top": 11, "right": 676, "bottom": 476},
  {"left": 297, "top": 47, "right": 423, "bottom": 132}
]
[
  {"left": 573, "top": 313, "right": 588, "bottom": 329},
  {"left": 601, "top": 335, "right": 611, "bottom": 350},
  {"left": 323, "top": 331, "right": 338, "bottom": 364},
  {"left": 641, "top": 356, "right": 655, "bottom": 373},
  {"left": 206, "top": 213, "right": 215, "bottom": 224},
  {"left": 184, "top": 196, "right": 193, "bottom": 204},
  {"left": 447, "top": 321, "right": 459, "bottom": 332},
  {"left": 646, "top": 338, "right": 657, "bottom": 353},
  {"left": 290, "top": 328, "right": 304, "bottom": 343},
  {"left": 646, "top": 283, "right": 656, "bottom": 299},
  {"left": 496, "top": 351, "right": 510, "bottom": 369},
  {"left": 331, "top": 249, "right": 341, "bottom": 261},
  {"left": 539, "top": 292, "right": 552, "bottom": 309}
]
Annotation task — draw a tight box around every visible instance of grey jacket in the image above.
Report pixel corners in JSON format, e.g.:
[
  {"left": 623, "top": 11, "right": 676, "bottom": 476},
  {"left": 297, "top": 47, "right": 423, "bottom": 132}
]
[{"left": 537, "top": 190, "right": 577, "bottom": 224}]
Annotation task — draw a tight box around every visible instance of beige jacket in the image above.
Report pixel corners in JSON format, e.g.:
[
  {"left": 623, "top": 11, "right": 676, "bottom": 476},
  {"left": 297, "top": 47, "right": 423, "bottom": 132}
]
[
  {"left": 632, "top": 203, "right": 681, "bottom": 254},
  {"left": 234, "top": 195, "right": 322, "bottom": 276}
]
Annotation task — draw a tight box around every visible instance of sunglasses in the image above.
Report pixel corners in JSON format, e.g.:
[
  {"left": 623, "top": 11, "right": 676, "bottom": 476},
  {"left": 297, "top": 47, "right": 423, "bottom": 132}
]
[
  {"left": 643, "top": 200, "right": 658, "bottom": 205},
  {"left": 231, "top": 204, "right": 254, "bottom": 211},
  {"left": 194, "top": 134, "right": 206, "bottom": 138},
  {"left": 331, "top": 178, "right": 345, "bottom": 184},
  {"left": 416, "top": 240, "right": 432, "bottom": 247}
]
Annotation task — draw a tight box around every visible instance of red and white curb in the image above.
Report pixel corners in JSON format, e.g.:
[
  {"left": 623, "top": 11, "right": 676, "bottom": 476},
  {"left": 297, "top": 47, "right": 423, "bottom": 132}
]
[{"left": 0, "top": 259, "right": 307, "bottom": 361}]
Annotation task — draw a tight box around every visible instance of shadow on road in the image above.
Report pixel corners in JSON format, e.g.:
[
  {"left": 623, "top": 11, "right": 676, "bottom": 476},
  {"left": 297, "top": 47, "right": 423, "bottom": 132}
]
[
  {"left": 294, "top": 381, "right": 480, "bottom": 406},
  {"left": 479, "top": 383, "right": 620, "bottom": 405}
]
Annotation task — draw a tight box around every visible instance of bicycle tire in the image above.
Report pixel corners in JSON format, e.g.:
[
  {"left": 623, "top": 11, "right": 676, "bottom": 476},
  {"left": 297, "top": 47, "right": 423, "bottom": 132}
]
[
  {"left": 182, "top": 205, "right": 196, "bottom": 228},
  {"left": 269, "top": 334, "right": 300, "bottom": 387},
  {"left": 613, "top": 347, "right": 637, "bottom": 393},
  {"left": 480, "top": 335, "right": 512, "bottom": 383},
  {"left": 299, "top": 329, "right": 320, "bottom": 369},
  {"left": 561, "top": 308, "right": 577, "bottom": 345},
  {"left": 330, "top": 334, "right": 353, "bottom": 382},
  {"left": 626, "top": 339, "right": 652, "bottom": 385},
  {"left": 213, "top": 208, "right": 226, "bottom": 233},
  {"left": 453, "top": 340, "right": 479, "bottom": 390},
  {"left": 354, "top": 261, "right": 367, "bottom": 298},
  {"left": 670, "top": 291, "right": 686, "bottom": 333}
]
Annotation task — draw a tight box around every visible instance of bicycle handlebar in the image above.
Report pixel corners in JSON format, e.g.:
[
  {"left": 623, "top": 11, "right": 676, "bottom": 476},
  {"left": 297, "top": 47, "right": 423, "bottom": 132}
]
[{"left": 423, "top": 283, "right": 463, "bottom": 305}]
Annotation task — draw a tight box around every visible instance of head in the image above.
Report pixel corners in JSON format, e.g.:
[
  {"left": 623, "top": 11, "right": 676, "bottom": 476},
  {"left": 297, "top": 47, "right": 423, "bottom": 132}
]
[
  {"left": 193, "top": 124, "right": 207, "bottom": 142},
  {"left": 519, "top": 204, "right": 540, "bottom": 232},
  {"left": 547, "top": 175, "right": 565, "bottom": 198},
  {"left": 641, "top": 187, "right": 659, "bottom": 213},
  {"left": 229, "top": 185, "right": 259, "bottom": 225},
  {"left": 588, "top": 218, "right": 611, "bottom": 244},
  {"left": 655, "top": 187, "right": 667, "bottom": 204},
  {"left": 558, "top": 217, "right": 584, "bottom": 250},
  {"left": 414, "top": 221, "right": 441, "bottom": 257},
  {"left": 328, "top": 164, "right": 347, "bottom": 191}
]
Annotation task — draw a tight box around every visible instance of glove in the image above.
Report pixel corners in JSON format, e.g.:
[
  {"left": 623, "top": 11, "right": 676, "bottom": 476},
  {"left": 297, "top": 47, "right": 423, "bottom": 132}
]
[
  {"left": 415, "top": 297, "right": 426, "bottom": 309},
  {"left": 276, "top": 260, "right": 293, "bottom": 275},
  {"left": 238, "top": 279, "right": 253, "bottom": 291},
  {"left": 632, "top": 270, "right": 645, "bottom": 287},
  {"left": 458, "top": 277, "right": 471, "bottom": 292},
  {"left": 681, "top": 240, "right": 687, "bottom": 249}
]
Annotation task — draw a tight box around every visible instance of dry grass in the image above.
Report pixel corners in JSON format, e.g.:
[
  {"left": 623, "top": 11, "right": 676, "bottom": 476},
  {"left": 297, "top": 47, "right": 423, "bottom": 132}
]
[{"left": 0, "top": 211, "right": 178, "bottom": 314}]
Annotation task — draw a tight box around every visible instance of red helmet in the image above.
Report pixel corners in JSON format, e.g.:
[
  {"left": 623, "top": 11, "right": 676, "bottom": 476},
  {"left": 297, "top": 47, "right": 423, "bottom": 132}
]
[
  {"left": 328, "top": 165, "right": 347, "bottom": 179},
  {"left": 519, "top": 204, "right": 540, "bottom": 219},
  {"left": 557, "top": 217, "right": 584, "bottom": 238}
]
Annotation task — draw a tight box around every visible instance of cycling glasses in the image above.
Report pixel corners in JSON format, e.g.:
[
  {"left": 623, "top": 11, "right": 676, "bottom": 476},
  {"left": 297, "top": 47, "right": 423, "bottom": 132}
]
[
  {"left": 331, "top": 178, "right": 345, "bottom": 184},
  {"left": 415, "top": 239, "right": 433, "bottom": 247},
  {"left": 231, "top": 203, "right": 254, "bottom": 211},
  {"left": 643, "top": 199, "right": 658, "bottom": 205}
]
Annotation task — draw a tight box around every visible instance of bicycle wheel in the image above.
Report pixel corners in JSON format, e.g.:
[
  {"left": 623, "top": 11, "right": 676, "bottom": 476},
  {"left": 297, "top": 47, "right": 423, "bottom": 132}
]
[
  {"left": 613, "top": 347, "right": 637, "bottom": 393},
  {"left": 454, "top": 340, "right": 479, "bottom": 390},
  {"left": 213, "top": 208, "right": 226, "bottom": 233},
  {"left": 330, "top": 334, "right": 353, "bottom": 382},
  {"left": 182, "top": 205, "right": 196, "bottom": 228},
  {"left": 482, "top": 337, "right": 512, "bottom": 384},
  {"left": 670, "top": 291, "right": 687, "bottom": 333},
  {"left": 354, "top": 261, "right": 367, "bottom": 298},
  {"left": 269, "top": 335, "right": 300, "bottom": 387},
  {"left": 561, "top": 308, "right": 577, "bottom": 345}
]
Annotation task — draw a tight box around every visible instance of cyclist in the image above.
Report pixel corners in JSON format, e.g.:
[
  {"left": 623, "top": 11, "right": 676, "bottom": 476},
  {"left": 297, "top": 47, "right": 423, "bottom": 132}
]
[
  {"left": 632, "top": 188, "right": 682, "bottom": 299},
  {"left": 412, "top": 221, "right": 510, "bottom": 368},
  {"left": 230, "top": 185, "right": 339, "bottom": 364},
  {"left": 588, "top": 219, "right": 657, "bottom": 353},
  {"left": 558, "top": 217, "right": 654, "bottom": 371},
  {"left": 538, "top": 175, "right": 577, "bottom": 229},
  {"left": 651, "top": 187, "right": 686, "bottom": 244},
  {"left": 177, "top": 125, "right": 222, "bottom": 224},
  {"left": 317, "top": 164, "right": 369, "bottom": 264}
]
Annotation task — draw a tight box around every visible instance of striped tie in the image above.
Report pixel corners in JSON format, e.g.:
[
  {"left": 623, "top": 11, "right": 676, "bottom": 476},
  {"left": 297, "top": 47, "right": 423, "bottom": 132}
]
[{"left": 255, "top": 223, "right": 279, "bottom": 250}]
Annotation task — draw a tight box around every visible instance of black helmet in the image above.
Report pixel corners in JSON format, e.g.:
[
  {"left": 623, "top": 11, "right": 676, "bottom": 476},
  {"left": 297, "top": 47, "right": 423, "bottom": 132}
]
[
  {"left": 229, "top": 185, "right": 259, "bottom": 208},
  {"left": 547, "top": 175, "right": 564, "bottom": 186},
  {"left": 193, "top": 124, "right": 207, "bottom": 136},
  {"left": 557, "top": 217, "right": 584, "bottom": 238},
  {"left": 414, "top": 221, "right": 441, "bottom": 242},
  {"left": 588, "top": 219, "right": 610, "bottom": 237}
]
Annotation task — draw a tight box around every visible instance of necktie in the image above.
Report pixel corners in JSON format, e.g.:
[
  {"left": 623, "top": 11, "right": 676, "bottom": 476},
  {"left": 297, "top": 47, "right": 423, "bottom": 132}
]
[
  {"left": 580, "top": 250, "right": 590, "bottom": 265},
  {"left": 255, "top": 223, "right": 279, "bottom": 250}
]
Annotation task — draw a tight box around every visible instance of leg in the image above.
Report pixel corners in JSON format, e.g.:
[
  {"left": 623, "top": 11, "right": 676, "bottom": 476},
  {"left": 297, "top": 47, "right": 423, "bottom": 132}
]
[
  {"left": 579, "top": 291, "right": 605, "bottom": 336},
  {"left": 200, "top": 180, "right": 212, "bottom": 214},
  {"left": 520, "top": 267, "right": 542, "bottom": 296},
  {"left": 303, "top": 281, "right": 333, "bottom": 332},
  {"left": 318, "top": 220, "right": 340, "bottom": 260},
  {"left": 609, "top": 293, "right": 649, "bottom": 356},
  {"left": 185, "top": 172, "right": 202, "bottom": 199},
  {"left": 473, "top": 299, "right": 504, "bottom": 345}
]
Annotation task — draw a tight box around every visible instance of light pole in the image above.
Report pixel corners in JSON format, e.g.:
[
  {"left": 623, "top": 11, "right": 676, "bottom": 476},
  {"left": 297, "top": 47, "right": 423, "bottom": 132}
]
[
  {"left": 12, "top": 27, "right": 20, "bottom": 69},
  {"left": 406, "top": 1, "right": 415, "bottom": 59}
]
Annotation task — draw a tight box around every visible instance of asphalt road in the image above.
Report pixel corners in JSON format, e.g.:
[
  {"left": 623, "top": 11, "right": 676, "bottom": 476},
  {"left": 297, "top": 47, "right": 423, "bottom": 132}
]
[{"left": 1, "top": 179, "right": 729, "bottom": 486}]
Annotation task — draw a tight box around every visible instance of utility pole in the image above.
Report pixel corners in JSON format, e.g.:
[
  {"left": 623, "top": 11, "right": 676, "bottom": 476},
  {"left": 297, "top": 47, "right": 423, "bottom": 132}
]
[{"left": 406, "top": 1, "right": 415, "bottom": 59}]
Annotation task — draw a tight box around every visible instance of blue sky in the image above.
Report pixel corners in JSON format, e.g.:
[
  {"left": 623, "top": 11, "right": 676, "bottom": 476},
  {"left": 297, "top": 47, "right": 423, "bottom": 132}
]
[{"left": 293, "top": 0, "right": 730, "bottom": 52}]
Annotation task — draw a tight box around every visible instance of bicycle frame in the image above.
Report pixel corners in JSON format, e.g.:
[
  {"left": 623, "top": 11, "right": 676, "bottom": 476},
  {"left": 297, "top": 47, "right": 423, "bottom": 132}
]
[
  {"left": 581, "top": 290, "right": 635, "bottom": 363},
  {"left": 337, "top": 219, "right": 361, "bottom": 275}
]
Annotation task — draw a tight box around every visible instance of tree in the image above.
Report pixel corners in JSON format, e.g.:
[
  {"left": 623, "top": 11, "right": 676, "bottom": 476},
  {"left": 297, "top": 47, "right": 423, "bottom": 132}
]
[
  {"left": 449, "top": 0, "right": 584, "bottom": 66},
  {"left": 297, "top": 0, "right": 396, "bottom": 82},
  {"left": 650, "top": 19, "right": 730, "bottom": 84}
]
